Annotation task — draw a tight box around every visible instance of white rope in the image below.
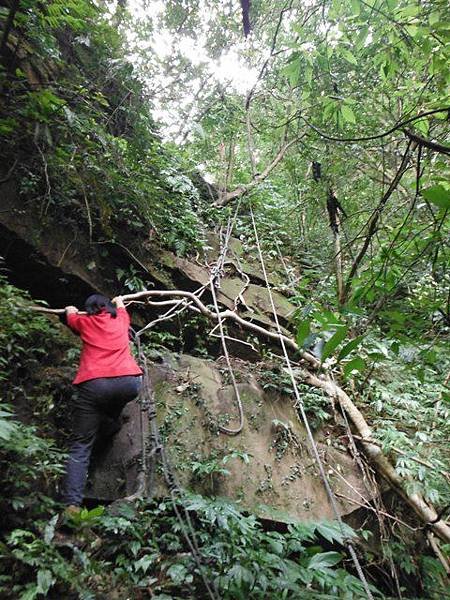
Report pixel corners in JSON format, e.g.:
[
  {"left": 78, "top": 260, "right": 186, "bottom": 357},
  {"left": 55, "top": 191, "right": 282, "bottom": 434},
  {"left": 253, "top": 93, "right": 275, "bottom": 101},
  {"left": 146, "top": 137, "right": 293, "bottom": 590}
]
[
  {"left": 134, "top": 336, "right": 220, "bottom": 600},
  {"left": 209, "top": 202, "right": 245, "bottom": 435},
  {"left": 249, "top": 205, "right": 374, "bottom": 599}
]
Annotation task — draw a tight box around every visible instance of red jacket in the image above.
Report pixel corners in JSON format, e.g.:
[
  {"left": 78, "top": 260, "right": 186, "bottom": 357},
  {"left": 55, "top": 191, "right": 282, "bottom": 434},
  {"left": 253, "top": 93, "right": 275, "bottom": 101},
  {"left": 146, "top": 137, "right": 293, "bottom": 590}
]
[{"left": 67, "top": 307, "right": 142, "bottom": 385}]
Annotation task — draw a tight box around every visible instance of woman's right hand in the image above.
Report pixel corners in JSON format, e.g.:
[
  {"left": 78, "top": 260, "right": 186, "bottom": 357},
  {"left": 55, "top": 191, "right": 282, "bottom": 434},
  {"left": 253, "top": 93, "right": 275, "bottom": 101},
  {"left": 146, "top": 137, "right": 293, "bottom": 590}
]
[{"left": 65, "top": 306, "right": 79, "bottom": 314}]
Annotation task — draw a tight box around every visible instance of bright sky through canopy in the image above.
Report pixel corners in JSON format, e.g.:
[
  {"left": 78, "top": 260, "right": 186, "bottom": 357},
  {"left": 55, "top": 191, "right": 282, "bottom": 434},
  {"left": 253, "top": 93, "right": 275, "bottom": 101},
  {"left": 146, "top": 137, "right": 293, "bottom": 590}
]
[{"left": 127, "top": 0, "right": 259, "bottom": 140}]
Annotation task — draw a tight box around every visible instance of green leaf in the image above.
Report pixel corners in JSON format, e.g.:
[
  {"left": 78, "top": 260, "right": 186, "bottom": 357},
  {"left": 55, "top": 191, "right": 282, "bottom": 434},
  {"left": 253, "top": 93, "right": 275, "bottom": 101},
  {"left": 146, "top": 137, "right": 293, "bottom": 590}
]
[
  {"left": 88, "top": 506, "right": 105, "bottom": 519},
  {"left": 355, "top": 26, "right": 369, "bottom": 49},
  {"left": 167, "top": 563, "right": 189, "bottom": 584},
  {"left": 337, "top": 335, "right": 364, "bottom": 361},
  {"left": 390, "top": 341, "right": 400, "bottom": 355},
  {"left": 322, "top": 326, "right": 348, "bottom": 362},
  {"left": 36, "top": 570, "right": 54, "bottom": 595},
  {"left": 422, "top": 185, "right": 450, "bottom": 209},
  {"left": 341, "top": 104, "right": 356, "bottom": 124},
  {"left": 397, "top": 4, "right": 420, "bottom": 17},
  {"left": 315, "top": 520, "right": 355, "bottom": 544},
  {"left": 442, "top": 392, "right": 450, "bottom": 404},
  {"left": 43, "top": 514, "right": 58, "bottom": 544},
  {"left": 134, "top": 554, "right": 157, "bottom": 574},
  {"left": 343, "top": 357, "right": 366, "bottom": 378},
  {"left": 308, "top": 551, "right": 342, "bottom": 569},
  {"left": 19, "top": 588, "right": 38, "bottom": 600},
  {"left": 0, "top": 407, "right": 17, "bottom": 440},
  {"left": 192, "top": 122, "right": 206, "bottom": 139},
  {"left": 342, "top": 49, "right": 357, "bottom": 65},
  {"left": 283, "top": 56, "right": 301, "bottom": 87},
  {"left": 305, "top": 65, "right": 313, "bottom": 85},
  {"left": 296, "top": 320, "right": 311, "bottom": 348},
  {"left": 267, "top": 538, "right": 284, "bottom": 555},
  {"left": 314, "top": 310, "right": 341, "bottom": 326},
  {"left": 350, "top": 0, "right": 360, "bottom": 16},
  {"left": 429, "top": 11, "right": 440, "bottom": 25}
]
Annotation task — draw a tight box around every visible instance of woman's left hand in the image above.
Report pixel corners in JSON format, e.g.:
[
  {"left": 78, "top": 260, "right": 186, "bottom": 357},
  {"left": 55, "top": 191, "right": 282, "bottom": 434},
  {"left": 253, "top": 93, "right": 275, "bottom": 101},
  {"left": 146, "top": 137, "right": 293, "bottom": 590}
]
[
  {"left": 65, "top": 306, "right": 79, "bottom": 314},
  {"left": 112, "top": 296, "right": 125, "bottom": 308}
]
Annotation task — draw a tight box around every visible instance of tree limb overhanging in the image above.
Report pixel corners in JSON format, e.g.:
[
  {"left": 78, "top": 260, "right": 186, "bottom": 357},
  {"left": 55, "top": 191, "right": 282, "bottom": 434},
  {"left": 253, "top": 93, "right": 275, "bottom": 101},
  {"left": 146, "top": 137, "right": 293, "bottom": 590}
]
[
  {"left": 300, "top": 108, "right": 450, "bottom": 144},
  {"left": 403, "top": 128, "right": 450, "bottom": 155},
  {"left": 31, "top": 290, "right": 450, "bottom": 544},
  {"left": 215, "top": 136, "right": 302, "bottom": 207}
]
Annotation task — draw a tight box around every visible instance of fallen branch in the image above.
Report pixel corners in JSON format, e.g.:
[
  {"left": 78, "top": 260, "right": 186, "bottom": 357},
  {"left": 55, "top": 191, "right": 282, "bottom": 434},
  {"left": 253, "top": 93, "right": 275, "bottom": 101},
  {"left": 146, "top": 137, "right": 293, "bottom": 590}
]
[
  {"left": 31, "top": 289, "right": 450, "bottom": 543},
  {"left": 305, "top": 372, "right": 450, "bottom": 544}
]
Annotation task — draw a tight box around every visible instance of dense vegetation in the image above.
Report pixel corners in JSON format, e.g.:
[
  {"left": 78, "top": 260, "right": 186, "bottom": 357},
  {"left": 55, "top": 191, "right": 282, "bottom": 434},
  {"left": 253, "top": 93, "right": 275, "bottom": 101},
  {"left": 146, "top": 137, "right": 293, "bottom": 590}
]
[{"left": 0, "top": 0, "right": 449, "bottom": 598}]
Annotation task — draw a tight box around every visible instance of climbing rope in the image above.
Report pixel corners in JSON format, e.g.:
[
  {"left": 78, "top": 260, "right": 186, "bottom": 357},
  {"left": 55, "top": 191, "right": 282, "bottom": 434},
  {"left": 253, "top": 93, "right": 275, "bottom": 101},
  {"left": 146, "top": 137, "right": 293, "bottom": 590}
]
[
  {"left": 208, "top": 203, "right": 245, "bottom": 435},
  {"left": 133, "top": 333, "right": 220, "bottom": 600},
  {"left": 249, "top": 204, "right": 375, "bottom": 599},
  {"left": 119, "top": 210, "right": 246, "bottom": 596},
  {"left": 132, "top": 201, "right": 245, "bottom": 436},
  {"left": 129, "top": 206, "right": 247, "bottom": 593}
]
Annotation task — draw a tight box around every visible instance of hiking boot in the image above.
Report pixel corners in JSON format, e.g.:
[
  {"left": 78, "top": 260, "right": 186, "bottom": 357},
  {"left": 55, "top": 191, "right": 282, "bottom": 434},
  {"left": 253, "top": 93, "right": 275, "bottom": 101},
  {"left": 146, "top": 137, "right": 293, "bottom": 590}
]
[
  {"left": 65, "top": 505, "right": 81, "bottom": 518},
  {"left": 55, "top": 504, "right": 81, "bottom": 531}
]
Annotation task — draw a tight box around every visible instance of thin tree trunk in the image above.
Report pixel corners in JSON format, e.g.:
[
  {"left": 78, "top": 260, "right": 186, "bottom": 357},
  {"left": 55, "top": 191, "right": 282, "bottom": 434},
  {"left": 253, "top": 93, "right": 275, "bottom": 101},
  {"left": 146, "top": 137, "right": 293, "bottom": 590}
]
[{"left": 334, "top": 212, "right": 345, "bottom": 304}]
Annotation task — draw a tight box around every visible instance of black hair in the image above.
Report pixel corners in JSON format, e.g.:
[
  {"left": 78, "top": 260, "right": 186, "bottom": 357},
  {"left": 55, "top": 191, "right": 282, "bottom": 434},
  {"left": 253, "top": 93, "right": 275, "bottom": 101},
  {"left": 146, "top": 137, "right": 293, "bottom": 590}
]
[{"left": 84, "top": 294, "right": 117, "bottom": 318}]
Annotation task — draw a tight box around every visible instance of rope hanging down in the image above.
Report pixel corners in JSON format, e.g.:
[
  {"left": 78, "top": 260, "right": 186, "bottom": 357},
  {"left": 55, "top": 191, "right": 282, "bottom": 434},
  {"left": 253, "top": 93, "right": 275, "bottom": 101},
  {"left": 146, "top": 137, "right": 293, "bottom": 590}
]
[
  {"left": 124, "top": 209, "right": 246, "bottom": 597},
  {"left": 208, "top": 204, "right": 245, "bottom": 435},
  {"left": 132, "top": 333, "right": 221, "bottom": 600},
  {"left": 249, "top": 205, "right": 375, "bottom": 599}
]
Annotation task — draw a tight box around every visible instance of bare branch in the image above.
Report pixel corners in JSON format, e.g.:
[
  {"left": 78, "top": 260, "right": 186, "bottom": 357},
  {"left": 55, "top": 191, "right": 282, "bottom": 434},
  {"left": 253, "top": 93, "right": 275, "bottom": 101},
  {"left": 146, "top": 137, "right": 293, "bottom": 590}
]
[
  {"left": 404, "top": 128, "right": 450, "bottom": 155},
  {"left": 301, "top": 108, "right": 449, "bottom": 144},
  {"left": 215, "top": 136, "right": 302, "bottom": 207}
]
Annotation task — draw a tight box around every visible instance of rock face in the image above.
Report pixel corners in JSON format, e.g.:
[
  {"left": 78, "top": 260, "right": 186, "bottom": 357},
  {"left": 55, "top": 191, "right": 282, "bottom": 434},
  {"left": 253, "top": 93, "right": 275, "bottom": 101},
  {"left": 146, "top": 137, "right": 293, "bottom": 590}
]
[
  {"left": 1, "top": 181, "right": 376, "bottom": 523},
  {"left": 87, "top": 353, "right": 375, "bottom": 523},
  {"left": 0, "top": 184, "right": 297, "bottom": 337}
]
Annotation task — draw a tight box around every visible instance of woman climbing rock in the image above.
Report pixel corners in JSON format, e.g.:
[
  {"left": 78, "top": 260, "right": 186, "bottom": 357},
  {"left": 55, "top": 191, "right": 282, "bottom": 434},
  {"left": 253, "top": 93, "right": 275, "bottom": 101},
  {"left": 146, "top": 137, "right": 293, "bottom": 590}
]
[{"left": 61, "top": 294, "right": 142, "bottom": 513}]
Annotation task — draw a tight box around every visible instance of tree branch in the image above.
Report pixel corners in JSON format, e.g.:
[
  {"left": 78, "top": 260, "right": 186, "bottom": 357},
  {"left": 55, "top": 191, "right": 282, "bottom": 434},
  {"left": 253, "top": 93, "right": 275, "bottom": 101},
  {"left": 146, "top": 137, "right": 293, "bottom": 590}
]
[
  {"left": 404, "top": 128, "right": 450, "bottom": 155},
  {"left": 215, "top": 136, "right": 301, "bottom": 207},
  {"left": 301, "top": 108, "right": 449, "bottom": 144}
]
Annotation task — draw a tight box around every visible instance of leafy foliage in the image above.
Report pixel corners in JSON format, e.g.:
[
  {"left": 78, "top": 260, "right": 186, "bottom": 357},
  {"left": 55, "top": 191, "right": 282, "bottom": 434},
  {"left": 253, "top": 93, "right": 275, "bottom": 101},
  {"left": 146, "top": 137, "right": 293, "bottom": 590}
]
[
  {"left": 0, "top": 0, "right": 204, "bottom": 255},
  {"left": 1, "top": 1, "right": 450, "bottom": 598},
  {"left": 1, "top": 494, "right": 380, "bottom": 599}
]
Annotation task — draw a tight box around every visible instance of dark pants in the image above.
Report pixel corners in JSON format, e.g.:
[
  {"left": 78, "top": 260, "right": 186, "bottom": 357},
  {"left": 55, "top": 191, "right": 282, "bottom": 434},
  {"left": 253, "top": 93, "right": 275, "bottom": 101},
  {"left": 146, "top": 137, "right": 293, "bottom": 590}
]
[{"left": 62, "top": 375, "right": 142, "bottom": 506}]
